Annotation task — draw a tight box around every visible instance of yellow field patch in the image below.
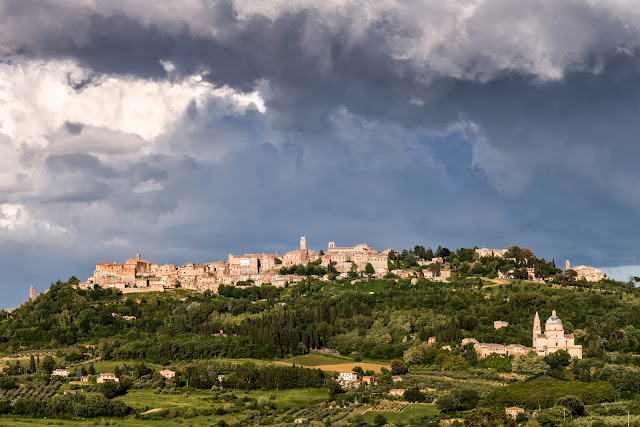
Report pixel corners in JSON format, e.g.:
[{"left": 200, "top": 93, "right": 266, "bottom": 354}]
[{"left": 312, "top": 362, "right": 390, "bottom": 373}]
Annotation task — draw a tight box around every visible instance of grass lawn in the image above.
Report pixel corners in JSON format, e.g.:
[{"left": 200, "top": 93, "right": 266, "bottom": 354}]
[
  {"left": 362, "top": 403, "right": 439, "bottom": 424},
  {"left": 0, "top": 415, "right": 242, "bottom": 426},
  {"left": 0, "top": 388, "right": 328, "bottom": 427},
  {"left": 242, "top": 388, "right": 329, "bottom": 410},
  {"left": 115, "top": 388, "right": 215, "bottom": 412},
  {"left": 116, "top": 387, "right": 329, "bottom": 412},
  {"left": 89, "top": 361, "right": 135, "bottom": 373},
  {"left": 286, "top": 353, "right": 351, "bottom": 366}
]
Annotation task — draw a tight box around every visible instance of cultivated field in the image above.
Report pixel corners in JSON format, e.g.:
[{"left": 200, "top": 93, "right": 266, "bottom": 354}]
[
  {"left": 0, "top": 416, "right": 229, "bottom": 426},
  {"left": 286, "top": 353, "right": 352, "bottom": 366},
  {"left": 313, "top": 362, "right": 390, "bottom": 373},
  {"left": 362, "top": 403, "right": 439, "bottom": 424},
  {"left": 282, "top": 353, "right": 391, "bottom": 372}
]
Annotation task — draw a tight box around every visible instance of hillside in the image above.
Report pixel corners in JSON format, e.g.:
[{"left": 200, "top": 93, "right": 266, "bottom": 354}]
[
  {"left": 1, "top": 275, "right": 638, "bottom": 358},
  {"left": 0, "top": 275, "right": 639, "bottom": 425}
]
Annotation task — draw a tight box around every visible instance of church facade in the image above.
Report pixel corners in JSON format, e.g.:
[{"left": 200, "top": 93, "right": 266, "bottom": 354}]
[{"left": 533, "top": 310, "right": 582, "bottom": 359}]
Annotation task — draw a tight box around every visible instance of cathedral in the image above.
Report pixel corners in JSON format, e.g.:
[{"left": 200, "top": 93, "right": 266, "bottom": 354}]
[{"left": 533, "top": 310, "right": 582, "bottom": 359}]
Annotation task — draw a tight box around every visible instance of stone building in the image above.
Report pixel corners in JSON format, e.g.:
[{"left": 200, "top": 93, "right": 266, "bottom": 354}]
[
  {"left": 474, "top": 311, "right": 582, "bottom": 359},
  {"left": 124, "top": 253, "right": 152, "bottom": 276},
  {"left": 320, "top": 241, "right": 388, "bottom": 272},
  {"left": 93, "top": 262, "right": 136, "bottom": 285},
  {"left": 474, "top": 343, "right": 530, "bottom": 359},
  {"left": 282, "top": 236, "right": 317, "bottom": 266},
  {"left": 154, "top": 264, "right": 178, "bottom": 277},
  {"left": 97, "top": 373, "right": 119, "bottom": 383},
  {"left": 178, "top": 263, "right": 207, "bottom": 278},
  {"left": 475, "top": 248, "right": 508, "bottom": 258},
  {"left": 533, "top": 310, "right": 582, "bottom": 359},
  {"left": 565, "top": 260, "right": 603, "bottom": 282},
  {"left": 159, "top": 369, "right": 176, "bottom": 379},
  {"left": 505, "top": 407, "right": 525, "bottom": 419},
  {"left": 228, "top": 254, "right": 280, "bottom": 274},
  {"left": 493, "top": 320, "right": 509, "bottom": 330},
  {"left": 91, "top": 253, "right": 153, "bottom": 286}
]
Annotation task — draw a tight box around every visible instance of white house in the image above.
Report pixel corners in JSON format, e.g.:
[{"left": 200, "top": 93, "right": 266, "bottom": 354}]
[
  {"left": 338, "top": 372, "right": 358, "bottom": 383},
  {"left": 51, "top": 369, "right": 70, "bottom": 377}
]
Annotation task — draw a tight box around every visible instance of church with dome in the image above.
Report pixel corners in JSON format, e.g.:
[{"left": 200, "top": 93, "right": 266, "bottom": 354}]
[{"left": 533, "top": 310, "right": 582, "bottom": 359}]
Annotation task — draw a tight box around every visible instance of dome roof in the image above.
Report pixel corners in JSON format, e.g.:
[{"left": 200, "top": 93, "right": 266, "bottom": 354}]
[{"left": 546, "top": 310, "right": 562, "bottom": 324}]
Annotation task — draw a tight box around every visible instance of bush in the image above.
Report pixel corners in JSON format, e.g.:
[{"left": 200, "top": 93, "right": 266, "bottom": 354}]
[
  {"left": 403, "top": 388, "right": 426, "bottom": 403},
  {"left": 100, "top": 381, "right": 126, "bottom": 399},
  {"left": 0, "top": 376, "right": 17, "bottom": 390},
  {"left": 436, "top": 394, "right": 460, "bottom": 414},
  {"left": 391, "top": 359, "right": 408, "bottom": 375},
  {"left": 555, "top": 395, "right": 584, "bottom": 417},
  {"left": 373, "top": 414, "right": 388, "bottom": 426}
]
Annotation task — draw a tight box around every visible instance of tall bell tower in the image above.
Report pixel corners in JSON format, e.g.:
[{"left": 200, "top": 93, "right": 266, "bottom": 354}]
[
  {"left": 300, "top": 235, "right": 307, "bottom": 250},
  {"left": 532, "top": 312, "right": 541, "bottom": 348}
]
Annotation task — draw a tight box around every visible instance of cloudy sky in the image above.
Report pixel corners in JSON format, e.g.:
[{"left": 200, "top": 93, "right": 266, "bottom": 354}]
[{"left": 1, "top": 0, "right": 639, "bottom": 307}]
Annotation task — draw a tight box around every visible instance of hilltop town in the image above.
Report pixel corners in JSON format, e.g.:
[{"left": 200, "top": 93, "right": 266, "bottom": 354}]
[
  {"left": 78, "top": 237, "right": 392, "bottom": 293},
  {"left": 76, "top": 237, "right": 604, "bottom": 295},
  {"left": 1, "top": 241, "right": 636, "bottom": 427}
]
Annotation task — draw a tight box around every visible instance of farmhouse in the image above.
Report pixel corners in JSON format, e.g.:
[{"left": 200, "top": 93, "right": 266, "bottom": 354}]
[
  {"left": 97, "top": 373, "right": 119, "bottom": 383},
  {"left": 159, "top": 369, "right": 176, "bottom": 379},
  {"left": 51, "top": 369, "right": 70, "bottom": 377}
]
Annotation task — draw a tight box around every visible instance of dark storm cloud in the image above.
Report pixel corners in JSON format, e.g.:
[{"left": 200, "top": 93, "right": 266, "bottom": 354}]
[
  {"left": 64, "top": 122, "right": 84, "bottom": 135},
  {"left": 45, "top": 153, "right": 118, "bottom": 178},
  {"left": 2, "top": 0, "right": 640, "bottom": 307},
  {"left": 1, "top": 0, "right": 637, "bottom": 134}
]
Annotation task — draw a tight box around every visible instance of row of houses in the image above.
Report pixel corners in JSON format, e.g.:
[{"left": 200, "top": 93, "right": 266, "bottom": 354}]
[{"left": 51, "top": 369, "right": 176, "bottom": 381}]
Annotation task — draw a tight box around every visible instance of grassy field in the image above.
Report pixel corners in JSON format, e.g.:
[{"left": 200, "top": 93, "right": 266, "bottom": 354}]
[
  {"left": 0, "top": 388, "right": 332, "bottom": 426},
  {"left": 116, "top": 389, "right": 216, "bottom": 412},
  {"left": 285, "top": 353, "right": 351, "bottom": 366},
  {"left": 116, "top": 387, "right": 329, "bottom": 412},
  {"left": 362, "top": 403, "right": 439, "bottom": 424},
  {"left": 89, "top": 361, "right": 132, "bottom": 373},
  {"left": 243, "top": 388, "right": 328, "bottom": 410},
  {"left": 0, "top": 415, "right": 239, "bottom": 426}
]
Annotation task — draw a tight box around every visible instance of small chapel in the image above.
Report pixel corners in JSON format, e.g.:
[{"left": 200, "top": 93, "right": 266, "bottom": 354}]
[{"left": 533, "top": 310, "right": 582, "bottom": 359}]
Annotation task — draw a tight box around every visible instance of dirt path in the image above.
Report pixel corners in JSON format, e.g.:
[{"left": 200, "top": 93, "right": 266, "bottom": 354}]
[
  {"left": 481, "top": 278, "right": 510, "bottom": 286},
  {"left": 141, "top": 408, "right": 163, "bottom": 415},
  {"left": 415, "top": 372, "right": 507, "bottom": 387}
]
